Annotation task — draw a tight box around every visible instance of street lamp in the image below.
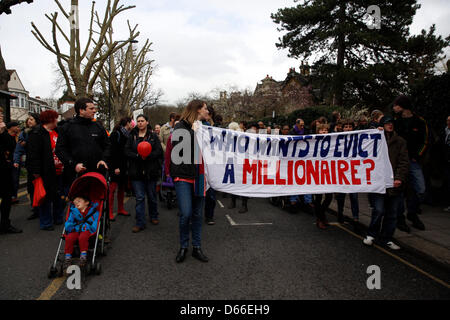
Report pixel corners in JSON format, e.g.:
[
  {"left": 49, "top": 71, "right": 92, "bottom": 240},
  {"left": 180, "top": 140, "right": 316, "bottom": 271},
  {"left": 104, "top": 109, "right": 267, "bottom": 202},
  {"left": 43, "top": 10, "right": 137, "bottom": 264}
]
[{"left": 108, "top": 39, "right": 138, "bottom": 131}]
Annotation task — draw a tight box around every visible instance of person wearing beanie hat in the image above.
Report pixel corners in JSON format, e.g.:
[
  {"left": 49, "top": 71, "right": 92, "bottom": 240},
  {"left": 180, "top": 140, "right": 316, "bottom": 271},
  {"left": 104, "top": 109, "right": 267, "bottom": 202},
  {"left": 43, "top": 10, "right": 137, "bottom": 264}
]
[
  {"left": 13, "top": 114, "right": 40, "bottom": 217},
  {"left": 392, "top": 95, "right": 427, "bottom": 231}
]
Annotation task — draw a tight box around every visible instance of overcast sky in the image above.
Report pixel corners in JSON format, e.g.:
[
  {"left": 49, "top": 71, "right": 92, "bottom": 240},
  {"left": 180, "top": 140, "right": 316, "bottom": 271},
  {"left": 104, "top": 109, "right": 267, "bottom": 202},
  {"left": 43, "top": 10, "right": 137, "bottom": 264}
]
[{"left": 0, "top": 0, "right": 449, "bottom": 105}]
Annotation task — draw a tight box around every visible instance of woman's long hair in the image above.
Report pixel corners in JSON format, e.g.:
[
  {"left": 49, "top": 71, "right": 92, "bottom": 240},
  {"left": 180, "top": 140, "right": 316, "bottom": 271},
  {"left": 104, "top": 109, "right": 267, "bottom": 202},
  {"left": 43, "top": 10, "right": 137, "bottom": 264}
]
[
  {"left": 180, "top": 100, "right": 206, "bottom": 125},
  {"left": 113, "top": 117, "right": 132, "bottom": 132}
]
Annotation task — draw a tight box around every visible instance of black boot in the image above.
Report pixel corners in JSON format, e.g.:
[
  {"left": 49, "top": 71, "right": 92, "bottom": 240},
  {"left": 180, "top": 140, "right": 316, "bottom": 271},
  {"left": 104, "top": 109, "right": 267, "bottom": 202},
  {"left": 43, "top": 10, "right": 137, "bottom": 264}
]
[
  {"left": 396, "top": 218, "right": 411, "bottom": 233},
  {"left": 337, "top": 212, "right": 344, "bottom": 224},
  {"left": 228, "top": 196, "right": 236, "bottom": 209},
  {"left": 176, "top": 248, "right": 188, "bottom": 263},
  {"left": 192, "top": 247, "right": 209, "bottom": 262},
  {"left": 407, "top": 213, "right": 425, "bottom": 230},
  {"left": 27, "top": 210, "right": 39, "bottom": 220},
  {"left": 239, "top": 198, "right": 248, "bottom": 213},
  {"left": 0, "top": 225, "right": 23, "bottom": 234}
]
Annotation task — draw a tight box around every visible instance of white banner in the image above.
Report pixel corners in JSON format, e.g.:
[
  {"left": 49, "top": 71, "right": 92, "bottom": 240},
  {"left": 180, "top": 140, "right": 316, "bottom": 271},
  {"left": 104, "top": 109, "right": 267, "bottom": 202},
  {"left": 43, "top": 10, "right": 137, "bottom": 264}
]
[{"left": 196, "top": 124, "right": 393, "bottom": 198}]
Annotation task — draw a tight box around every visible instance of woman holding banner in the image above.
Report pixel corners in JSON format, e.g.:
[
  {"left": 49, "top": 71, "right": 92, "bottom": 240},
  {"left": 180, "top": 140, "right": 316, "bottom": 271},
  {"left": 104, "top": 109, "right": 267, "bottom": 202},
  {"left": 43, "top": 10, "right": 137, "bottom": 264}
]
[{"left": 170, "top": 100, "right": 209, "bottom": 263}]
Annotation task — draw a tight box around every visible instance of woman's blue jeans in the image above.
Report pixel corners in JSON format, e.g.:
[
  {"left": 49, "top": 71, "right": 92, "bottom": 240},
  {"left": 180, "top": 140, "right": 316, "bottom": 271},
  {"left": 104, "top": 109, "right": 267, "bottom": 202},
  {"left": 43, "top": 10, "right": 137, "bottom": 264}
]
[
  {"left": 39, "top": 176, "right": 65, "bottom": 229},
  {"left": 132, "top": 179, "right": 159, "bottom": 228},
  {"left": 175, "top": 181, "right": 205, "bottom": 248}
]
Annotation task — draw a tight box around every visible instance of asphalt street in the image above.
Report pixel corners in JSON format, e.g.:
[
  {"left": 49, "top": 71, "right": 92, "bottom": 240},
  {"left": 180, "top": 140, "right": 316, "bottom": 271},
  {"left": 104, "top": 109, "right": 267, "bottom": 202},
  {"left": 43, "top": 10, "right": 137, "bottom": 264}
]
[{"left": 0, "top": 189, "right": 449, "bottom": 300}]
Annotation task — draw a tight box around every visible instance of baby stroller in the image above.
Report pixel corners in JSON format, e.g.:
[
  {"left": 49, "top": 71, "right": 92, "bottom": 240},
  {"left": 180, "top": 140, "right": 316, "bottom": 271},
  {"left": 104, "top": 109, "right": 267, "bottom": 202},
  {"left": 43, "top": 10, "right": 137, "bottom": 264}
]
[
  {"left": 47, "top": 172, "right": 109, "bottom": 278},
  {"left": 160, "top": 161, "right": 177, "bottom": 210}
]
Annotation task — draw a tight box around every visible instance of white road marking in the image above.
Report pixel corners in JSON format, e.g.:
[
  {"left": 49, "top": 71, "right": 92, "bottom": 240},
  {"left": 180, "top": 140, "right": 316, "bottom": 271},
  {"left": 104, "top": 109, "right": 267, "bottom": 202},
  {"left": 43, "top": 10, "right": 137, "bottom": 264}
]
[
  {"left": 225, "top": 214, "right": 272, "bottom": 226},
  {"left": 217, "top": 200, "right": 225, "bottom": 208},
  {"left": 226, "top": 214, "right": 237, "bottom": 226}
]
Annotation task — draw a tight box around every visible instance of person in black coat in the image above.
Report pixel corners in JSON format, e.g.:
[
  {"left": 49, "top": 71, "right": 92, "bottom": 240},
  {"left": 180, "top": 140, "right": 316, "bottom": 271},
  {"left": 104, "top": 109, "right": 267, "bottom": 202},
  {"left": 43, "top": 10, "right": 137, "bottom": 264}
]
[
  {"left": 55, "top": 98, "right": 110, "bottom": 184},
  {"left": 27, "top": 110, "right": 65, "bottom": 231},
  {"left": 0, "top": 108, "right": 22, "bottom": 234},
  {"left": 108, "top": 117, "right": 132, "bottom": 220},
  {"left": 125, "top": 114, "right": 163, "bottom": 232}
]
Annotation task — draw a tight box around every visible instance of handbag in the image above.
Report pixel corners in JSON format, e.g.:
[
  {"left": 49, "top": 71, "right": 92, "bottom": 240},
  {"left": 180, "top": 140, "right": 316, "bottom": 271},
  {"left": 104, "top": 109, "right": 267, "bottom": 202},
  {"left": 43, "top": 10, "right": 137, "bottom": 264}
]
[{"left": 32, "top": 177, "right": 46, "bottom": 207}]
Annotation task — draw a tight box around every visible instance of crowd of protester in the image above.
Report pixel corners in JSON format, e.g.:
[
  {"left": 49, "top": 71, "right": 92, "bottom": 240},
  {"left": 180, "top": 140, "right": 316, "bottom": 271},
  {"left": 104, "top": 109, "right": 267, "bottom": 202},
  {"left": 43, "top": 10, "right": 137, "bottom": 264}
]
[{"left": 0, "top": 94, "right": 449, "bottom": 263}]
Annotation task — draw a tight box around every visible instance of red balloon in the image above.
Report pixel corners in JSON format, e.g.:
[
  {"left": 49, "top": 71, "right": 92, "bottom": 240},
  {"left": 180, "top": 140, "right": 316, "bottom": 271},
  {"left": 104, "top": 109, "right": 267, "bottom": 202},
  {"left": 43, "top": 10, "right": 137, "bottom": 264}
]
[{"left": 137, "top": 141, "right": 152, "bottom": 159}]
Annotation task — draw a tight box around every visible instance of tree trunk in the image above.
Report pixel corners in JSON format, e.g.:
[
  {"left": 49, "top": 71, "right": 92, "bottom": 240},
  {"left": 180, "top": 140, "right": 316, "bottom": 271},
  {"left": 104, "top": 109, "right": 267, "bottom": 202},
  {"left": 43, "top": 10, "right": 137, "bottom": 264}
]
[
  {"left": 0, "top": 48, "right": 10, "bottom": 91},
  {"left": 335, "top": 1, "right": 346, "bottom": 106}
]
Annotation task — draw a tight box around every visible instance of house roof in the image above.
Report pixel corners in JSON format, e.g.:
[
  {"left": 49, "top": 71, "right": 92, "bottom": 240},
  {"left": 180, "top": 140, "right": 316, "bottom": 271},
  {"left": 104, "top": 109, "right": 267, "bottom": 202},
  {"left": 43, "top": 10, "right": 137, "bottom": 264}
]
[
  {"left": 6, "top": 69, "right": 28, "bottom": 93},
  {"left": 279, "top": 68, "right": 309, "bottom": 90},
  {"left": 28, "top": 96, "right": 49, "bottom": 106},
  {"left": 62, "top": 107, "right": 76, "bottom": 120},
  {"left": 0, "top": 89, "right": 18, "bottom": 99}
]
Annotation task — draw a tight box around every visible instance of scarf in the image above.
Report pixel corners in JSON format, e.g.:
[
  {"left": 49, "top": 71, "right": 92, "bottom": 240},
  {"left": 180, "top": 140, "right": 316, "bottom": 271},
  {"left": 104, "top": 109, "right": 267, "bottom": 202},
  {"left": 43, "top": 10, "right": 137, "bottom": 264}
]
[
  {"left": 120, "top": 126, "right": 130, "bottom": 140},
  {"left": 293, "top": 125, "right": 305, "bottom": 135}
]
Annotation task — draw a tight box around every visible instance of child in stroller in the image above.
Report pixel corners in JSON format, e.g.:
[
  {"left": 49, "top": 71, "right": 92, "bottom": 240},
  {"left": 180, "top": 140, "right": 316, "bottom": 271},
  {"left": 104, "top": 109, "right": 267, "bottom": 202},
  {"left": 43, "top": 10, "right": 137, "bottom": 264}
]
[
  {"left": 48, "top": 172, "right": 107, "bottom": 278},
  {"left": 64, "top": 196, "right": 99, "bottom": 270}
]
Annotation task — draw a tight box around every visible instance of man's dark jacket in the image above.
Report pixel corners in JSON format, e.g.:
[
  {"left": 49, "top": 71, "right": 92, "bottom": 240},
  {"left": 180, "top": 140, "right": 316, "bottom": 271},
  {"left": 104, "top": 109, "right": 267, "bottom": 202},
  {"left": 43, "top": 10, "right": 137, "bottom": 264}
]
[
  {"left": 55, "top": 116, "right": 111, "bottom": 177},
  {"left": 385, "top": 131, "right": 409, "bottom": 196},
  {"left": 27, "top": 125, "right": 59, "bottom": 200},
  {"left": 109, "top": 128, "right": 129, "bottom": 183},
  {"left": 0, "top": 131, "right": 15, "bottom": 194},
  {"left": 125, "top": 126, "right": 163, "bottom": 181},
  {"left": 394, "top": 114, "right": 429, "bottom": 160}
]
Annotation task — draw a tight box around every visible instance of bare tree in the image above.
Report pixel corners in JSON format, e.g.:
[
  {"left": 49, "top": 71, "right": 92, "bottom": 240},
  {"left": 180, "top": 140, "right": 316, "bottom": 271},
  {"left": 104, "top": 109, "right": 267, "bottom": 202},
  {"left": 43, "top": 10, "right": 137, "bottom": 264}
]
[
  {"left": 96, "top": 29, "right": 159, "bottom": 121},
  {"left": 31, "top": 0, "right": 139, "bottom": 99},
  {"left": 209, "top": 86, "right": 258, "bottom": 122},
  {"left": 175, "top": 92, "right": 211, "bottom": 109}
]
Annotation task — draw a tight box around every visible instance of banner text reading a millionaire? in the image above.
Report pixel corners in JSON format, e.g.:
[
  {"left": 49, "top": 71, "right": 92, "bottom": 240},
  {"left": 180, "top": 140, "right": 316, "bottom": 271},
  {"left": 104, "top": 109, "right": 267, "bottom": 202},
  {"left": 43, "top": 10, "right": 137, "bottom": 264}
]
[{"left": 195, "top": 124, "right": 394, "bottom": 197}]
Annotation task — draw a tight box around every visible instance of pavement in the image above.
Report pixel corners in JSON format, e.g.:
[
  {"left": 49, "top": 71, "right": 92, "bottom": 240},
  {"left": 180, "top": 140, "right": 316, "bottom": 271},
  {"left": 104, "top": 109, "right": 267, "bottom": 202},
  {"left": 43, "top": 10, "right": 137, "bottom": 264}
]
[
  {"left": 328, "top": 194, "right": 450, "bottom": 269},
  {"left": 0, "top": 189, "right": 449, "bottom": 300}
]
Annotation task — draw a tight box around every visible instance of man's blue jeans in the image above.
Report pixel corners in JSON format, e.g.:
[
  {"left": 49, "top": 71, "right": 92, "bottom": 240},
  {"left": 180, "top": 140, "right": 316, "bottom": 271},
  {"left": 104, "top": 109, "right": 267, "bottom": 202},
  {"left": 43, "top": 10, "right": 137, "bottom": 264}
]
[
  {"left": 336, "top": 193, "right": 359, "bottom": 219},
  {"left": 175, "top": 181, "right": 205, "bottom": 248},
  {"left": 11, "top": 166, "right": 20, "bottom": 199},
  {"left": 406, "top": 160, "right": 426, "bottom": 215},
  {"left": 205, "top": 188, "right": 216, "bottom": 219},
  {"left": 367, "top": 193, "right": 402, "bottom": 244},
  {"left": 289, "top": 194, "right": 312, "bottom": 204},
  {"left": 303, "top": 194, "right": 313, "bottom": 204},
  {"left": 132, "top": 179, "right": 158, "bottom": 228}
]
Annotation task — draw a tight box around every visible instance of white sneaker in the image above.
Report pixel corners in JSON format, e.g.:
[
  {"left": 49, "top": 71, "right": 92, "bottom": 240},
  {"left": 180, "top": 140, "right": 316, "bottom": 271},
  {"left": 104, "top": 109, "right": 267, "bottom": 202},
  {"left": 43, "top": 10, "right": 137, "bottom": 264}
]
[
  {"left": 386, "top": 241, "right": 401, "bottom": 250},
  {"left": 363, "top": 236, "right": 375, "bottom": 246}
]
